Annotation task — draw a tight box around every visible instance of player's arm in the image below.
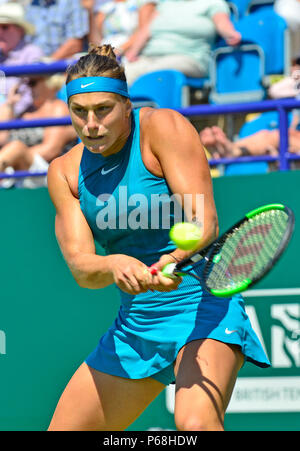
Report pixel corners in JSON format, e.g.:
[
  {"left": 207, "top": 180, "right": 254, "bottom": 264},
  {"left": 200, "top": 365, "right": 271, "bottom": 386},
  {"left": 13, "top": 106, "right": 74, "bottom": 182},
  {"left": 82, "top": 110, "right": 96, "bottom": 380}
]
[
  {"left": 148, "top": 109, "right": 219, "bottom": 262},
  {"left": 47, "top": 156, "right": 116, "bottom": 289},
  {"left": 47, "top": 155, "right": 178, "bottom": 293}
]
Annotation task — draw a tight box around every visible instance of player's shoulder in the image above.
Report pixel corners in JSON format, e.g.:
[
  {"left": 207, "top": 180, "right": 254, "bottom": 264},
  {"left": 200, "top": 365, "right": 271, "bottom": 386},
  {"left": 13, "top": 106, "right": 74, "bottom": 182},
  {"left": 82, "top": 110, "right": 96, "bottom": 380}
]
[
  {"left": 49, "top": 142, "right": 82, "bottom": 172},
  {"left": 140, "top": 106, "right": 186, "bottom": 131},
  {"left": 139, "top": 107, "right": 197, "bottom": 154},
  {"left": 48, "top": 142, "right": 83, "bottom": 196}
]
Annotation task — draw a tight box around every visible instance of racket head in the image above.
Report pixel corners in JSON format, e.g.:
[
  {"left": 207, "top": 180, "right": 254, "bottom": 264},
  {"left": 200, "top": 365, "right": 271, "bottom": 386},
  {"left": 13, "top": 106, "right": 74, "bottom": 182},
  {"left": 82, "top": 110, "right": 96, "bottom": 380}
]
[{"left": 177, "top": 204, "right": 295, "bottom": 298}]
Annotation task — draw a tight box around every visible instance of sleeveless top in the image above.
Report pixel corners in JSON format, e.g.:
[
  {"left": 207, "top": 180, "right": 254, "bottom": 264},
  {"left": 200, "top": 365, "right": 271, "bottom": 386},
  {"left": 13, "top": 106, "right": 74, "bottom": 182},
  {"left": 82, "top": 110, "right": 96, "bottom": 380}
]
[
  {"left": 78, "top": 107, "right": 270, "bottom": 380},
  {"left": 78, "top": 107, "right": 178, "bottom": 267}
]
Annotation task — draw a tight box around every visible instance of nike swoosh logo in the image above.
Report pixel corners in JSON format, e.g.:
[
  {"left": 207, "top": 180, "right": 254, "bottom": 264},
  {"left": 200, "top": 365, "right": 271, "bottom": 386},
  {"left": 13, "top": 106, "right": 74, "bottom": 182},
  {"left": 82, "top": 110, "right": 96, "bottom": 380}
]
[
  {"left": 81, "top": 82, "right": 95, "bottom": 89},
  {"left": 101, "top": 165, "right": 120, "bottom": 175},
  {"left": 225, "top": 328, "right": 238, "bottom": 335}
]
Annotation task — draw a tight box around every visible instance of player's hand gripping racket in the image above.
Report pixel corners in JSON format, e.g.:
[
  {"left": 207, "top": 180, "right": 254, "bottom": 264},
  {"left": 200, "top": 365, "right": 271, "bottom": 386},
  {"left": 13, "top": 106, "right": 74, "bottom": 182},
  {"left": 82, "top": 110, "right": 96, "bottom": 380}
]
[{"left": 150, "top": 204, "right": 295, "bottom": 297}]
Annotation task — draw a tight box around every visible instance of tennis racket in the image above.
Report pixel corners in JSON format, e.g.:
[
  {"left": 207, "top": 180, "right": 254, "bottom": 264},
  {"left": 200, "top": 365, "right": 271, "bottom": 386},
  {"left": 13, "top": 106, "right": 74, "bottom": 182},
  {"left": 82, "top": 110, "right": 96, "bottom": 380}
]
[{"left": 150, "top": 203, "right": 295, "bottom": 298}]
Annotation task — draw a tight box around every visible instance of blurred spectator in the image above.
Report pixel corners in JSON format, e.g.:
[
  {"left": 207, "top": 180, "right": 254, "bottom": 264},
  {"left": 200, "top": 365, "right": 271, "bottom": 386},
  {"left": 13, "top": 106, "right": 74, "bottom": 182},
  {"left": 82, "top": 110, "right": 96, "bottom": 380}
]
[
  {"left": 269, "top": 56, "right": 300, "bottom": 100},
  {"left": 269, "top": 56, "right": 300, "bottom": 132},
  {"left": 25, "top": 0, "right": 89, "bottom": 60},
  {"left": 124, "top": 0, "right": 241, "bottom": 85},
  {"left": 0, "top": 74, "right": 77, "bottom": 188},
  {"left": 199, "top": 124, "right": 300, "bottom": 160},
  {"left": 0, "top": 1, "right": 32, "bottom": 5},
  {"left": 0, "top": 2, "right": 43, "bottom": 118},
  {"left": 274, "top": 0, "right": 300, "bottom": 61},
  {"left": 81, "top": 0, "right": 156, "bottom": 62}
]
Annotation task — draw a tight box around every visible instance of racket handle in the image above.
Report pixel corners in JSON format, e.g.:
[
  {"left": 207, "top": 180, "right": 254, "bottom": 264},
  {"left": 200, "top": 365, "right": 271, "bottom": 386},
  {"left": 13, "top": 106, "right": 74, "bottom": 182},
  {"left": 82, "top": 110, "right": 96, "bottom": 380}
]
[
  {"left": 149, "top": 264, "right": 158, "bottom": 275},
  {"left": 149, "top": 263, "right": 178, "bottom": 279}
]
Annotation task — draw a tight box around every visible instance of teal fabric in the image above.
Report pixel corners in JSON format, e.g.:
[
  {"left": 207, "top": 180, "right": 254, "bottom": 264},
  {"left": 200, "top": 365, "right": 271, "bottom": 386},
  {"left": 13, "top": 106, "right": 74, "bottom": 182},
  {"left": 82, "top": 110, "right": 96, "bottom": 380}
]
[
  {"left": 78, "top": 108, "right": 176, "bottom": 266},
  {"left": 79, "top": 108, "right": 270, "bottom": 384}
]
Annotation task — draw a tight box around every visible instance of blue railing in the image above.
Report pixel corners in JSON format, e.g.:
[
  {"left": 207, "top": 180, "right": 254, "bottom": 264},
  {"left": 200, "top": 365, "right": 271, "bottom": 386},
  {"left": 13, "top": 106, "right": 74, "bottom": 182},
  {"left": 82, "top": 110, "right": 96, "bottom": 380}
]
[
  {"left": 0, "top": 60, "right": 75, "bottom": 77},
  {"left": 0, "top": 61, "right": 299, "bottom": 179},
  {"left": 178, "top": 98, "right": 300, "bottom": 171}
]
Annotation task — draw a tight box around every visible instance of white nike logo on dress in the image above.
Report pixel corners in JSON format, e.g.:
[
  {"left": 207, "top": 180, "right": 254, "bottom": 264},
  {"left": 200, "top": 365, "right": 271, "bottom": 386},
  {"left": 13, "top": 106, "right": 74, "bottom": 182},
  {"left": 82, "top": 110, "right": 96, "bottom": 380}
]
[
  {"left": 81, "top": 82, "right": 95, "bottom": 88},
  {"left": 101, "top": 165, "right": 120, "bottom": 175},
  {"left": 225, "top": 328, "right": 238, "bottom": 334}
]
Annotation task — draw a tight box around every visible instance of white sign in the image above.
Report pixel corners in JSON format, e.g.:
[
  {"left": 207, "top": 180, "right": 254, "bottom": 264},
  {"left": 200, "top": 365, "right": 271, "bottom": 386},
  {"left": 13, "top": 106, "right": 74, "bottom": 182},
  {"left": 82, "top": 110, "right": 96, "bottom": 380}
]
[
  {"left": 165, "top": 291, "right": 300, "bottom": 414},
  {"left": 166, "top": 377, "right": 300, "bottom": 414},
  {"left": 227, "top": 376, "right": 300, "bottom": 412}
]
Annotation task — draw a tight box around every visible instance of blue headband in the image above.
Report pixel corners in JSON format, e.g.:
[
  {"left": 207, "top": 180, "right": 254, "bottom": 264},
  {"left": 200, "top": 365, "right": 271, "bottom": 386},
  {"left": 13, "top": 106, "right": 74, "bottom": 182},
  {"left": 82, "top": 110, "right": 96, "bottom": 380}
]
[{"left": 66, "top": 76, "right": 130, "bottom": 100}]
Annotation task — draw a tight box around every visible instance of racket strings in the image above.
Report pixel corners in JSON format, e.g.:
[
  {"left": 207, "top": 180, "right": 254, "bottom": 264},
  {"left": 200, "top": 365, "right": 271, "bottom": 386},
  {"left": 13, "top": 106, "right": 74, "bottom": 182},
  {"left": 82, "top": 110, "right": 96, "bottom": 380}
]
[{"left": 203, "top": 209, "right": 289, "bottom": 291}]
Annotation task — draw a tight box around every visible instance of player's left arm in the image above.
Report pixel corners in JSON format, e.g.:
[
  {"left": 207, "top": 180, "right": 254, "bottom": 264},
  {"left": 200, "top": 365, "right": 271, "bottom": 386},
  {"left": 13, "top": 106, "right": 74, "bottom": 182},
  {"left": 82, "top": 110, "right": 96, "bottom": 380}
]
[{"left": 148, "top": 108, "right": 219, "bottom": 263}]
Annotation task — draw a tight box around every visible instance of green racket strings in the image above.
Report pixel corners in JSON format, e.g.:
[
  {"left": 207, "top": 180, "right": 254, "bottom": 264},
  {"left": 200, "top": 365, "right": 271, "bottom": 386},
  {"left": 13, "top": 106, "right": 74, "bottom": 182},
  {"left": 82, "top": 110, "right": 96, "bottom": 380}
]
[{"left": 204, "top": 209, "right": 289, "bottom": 294}]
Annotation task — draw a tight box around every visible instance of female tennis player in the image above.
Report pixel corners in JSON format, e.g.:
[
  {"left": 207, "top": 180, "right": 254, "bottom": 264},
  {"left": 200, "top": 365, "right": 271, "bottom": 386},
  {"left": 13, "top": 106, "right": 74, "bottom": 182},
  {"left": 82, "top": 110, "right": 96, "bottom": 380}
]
[{"left": 47, "top": 44, "right": 269, "bottom": 431}]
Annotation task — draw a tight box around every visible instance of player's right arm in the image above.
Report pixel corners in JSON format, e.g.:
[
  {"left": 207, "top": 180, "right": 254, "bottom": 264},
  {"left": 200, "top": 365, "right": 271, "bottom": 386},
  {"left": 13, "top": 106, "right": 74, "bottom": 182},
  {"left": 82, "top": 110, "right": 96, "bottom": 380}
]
[
  {"left": 47, "top": 155, "right": 180, "bottom": 294},
  {"left": 47, "top": 156, "right": 116, "bottom": 289}
]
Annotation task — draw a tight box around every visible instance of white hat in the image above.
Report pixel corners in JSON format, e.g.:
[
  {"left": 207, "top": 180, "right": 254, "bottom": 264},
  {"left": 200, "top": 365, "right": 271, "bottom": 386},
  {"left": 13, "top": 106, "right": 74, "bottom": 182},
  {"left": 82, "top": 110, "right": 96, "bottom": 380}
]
[{"left": 0, "top": 2, "right": 35, "bottom": 35}]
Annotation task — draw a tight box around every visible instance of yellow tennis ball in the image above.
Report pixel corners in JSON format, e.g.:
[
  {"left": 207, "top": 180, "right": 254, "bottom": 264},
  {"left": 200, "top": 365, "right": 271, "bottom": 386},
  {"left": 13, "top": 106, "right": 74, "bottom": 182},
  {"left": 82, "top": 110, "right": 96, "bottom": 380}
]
[{"left": 169, "top": 222, "right": 202, "bottom": 251}]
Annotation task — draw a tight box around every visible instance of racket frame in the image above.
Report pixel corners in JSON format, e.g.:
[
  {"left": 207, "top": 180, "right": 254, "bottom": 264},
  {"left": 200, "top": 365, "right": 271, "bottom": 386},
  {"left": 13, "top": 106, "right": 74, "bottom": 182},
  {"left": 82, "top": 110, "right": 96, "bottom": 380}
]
[{"left": 166, "top": 203, "right": 295, "bottom": 297}]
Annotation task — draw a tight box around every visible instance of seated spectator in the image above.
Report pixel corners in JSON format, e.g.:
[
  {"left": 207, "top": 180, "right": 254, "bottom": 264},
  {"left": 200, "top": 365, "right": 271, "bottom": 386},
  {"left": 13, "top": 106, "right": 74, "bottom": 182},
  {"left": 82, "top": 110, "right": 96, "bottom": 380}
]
[
  {"left": 0, "top": 74, "right": 77, "bottom": 188},
  {"left": 199, "top": 124, "right": 300, "bottom": 160},
  {"left": 81, "top": 0, "right": 156, "bottom": 62},
  {"left": 25, "top": 0, "right": 89, "bottom": 60},
  {"left": 269, "top": 56, "right": 300, "bottom": 100},
  {"left": 0, "top": 2, "right": 43, "bottom": 118},
  {"left": 269, "top": 57, "right": 300, "bottom": 134},
  {"left": 123, "top": 0, "right": 241, "bottom": 86}
]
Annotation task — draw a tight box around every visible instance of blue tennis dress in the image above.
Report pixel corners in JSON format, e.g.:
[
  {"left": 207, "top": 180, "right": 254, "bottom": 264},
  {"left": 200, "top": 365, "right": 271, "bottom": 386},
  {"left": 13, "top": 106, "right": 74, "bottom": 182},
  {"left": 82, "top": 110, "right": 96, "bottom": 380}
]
[{"left": 79, "top": 108, "right": 270, "bottom": 385}]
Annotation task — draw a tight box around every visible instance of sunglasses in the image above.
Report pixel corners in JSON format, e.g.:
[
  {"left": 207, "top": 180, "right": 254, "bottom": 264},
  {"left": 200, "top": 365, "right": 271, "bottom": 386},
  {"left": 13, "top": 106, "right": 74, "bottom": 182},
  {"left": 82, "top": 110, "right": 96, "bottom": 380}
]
[
  {"left": 0, "top": 24, "right": 15, "bottom": 31},
  {"left": 28, "top": 78, "right": 44, "bottom": 88}
]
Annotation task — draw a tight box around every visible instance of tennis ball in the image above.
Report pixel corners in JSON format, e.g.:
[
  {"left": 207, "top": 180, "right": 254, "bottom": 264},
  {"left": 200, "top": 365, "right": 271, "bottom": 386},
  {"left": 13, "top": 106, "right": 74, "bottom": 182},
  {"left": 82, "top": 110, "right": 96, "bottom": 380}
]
[{"left": 169, "top": 222, "right": 202, "bottom": 251}]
